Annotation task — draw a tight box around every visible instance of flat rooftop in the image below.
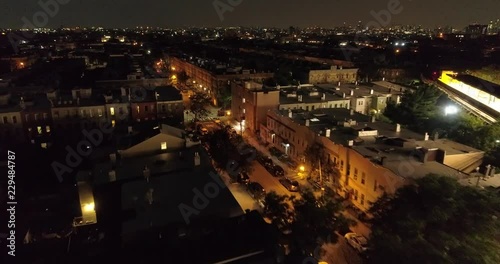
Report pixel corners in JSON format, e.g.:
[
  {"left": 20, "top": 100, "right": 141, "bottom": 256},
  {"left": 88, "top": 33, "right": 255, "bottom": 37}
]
[
  {"left": 315, "top": 81, "right": 409, "bottom": 98},
  {"left": 274, "top": 108, "right": 481, "bottom": 179}
]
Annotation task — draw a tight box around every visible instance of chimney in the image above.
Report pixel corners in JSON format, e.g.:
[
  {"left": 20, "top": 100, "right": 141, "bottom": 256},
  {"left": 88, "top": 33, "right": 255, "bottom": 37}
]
[
  {"left": 288, "top": 109, "right": 293, "bottom": 118},
  {"left": 108, "top": 170, "right": 116, "bottom": 182},
  {"left": 371, "top": 115, "right": 376, "bottom": 122},
  {"left": 350, "top": 89, "right": 354, "bottom": 96},
  {"left": 433, "top": 132, "right": 439, "bottom": 141},
  {"left": 143, "top": 165, "right": 151, "bottom": 182},
  {"left": 350, "top": 109, "right": 354, "bottom": 116},
  {"left": 424, "top": 132, "right": 429, "bottom": 141},
  {"left": 326, "top": 129, "right": 331, "bottom": 137},
  {"left": 194, "top": 152, "right": 201, "bottom": 166},
  {"left": 342, "top": 92, "right": 346, "bottom": 98},
  {"left": 298, "top": 95, "right": 303, "bottom": 102},
  {"left": 19, "top": 97, "right": 25, "bottom": 109},
  {"left": 321, "top": 93, "right": 326, "bottom": 100},
  {"left": 370, "top": 89, "right": 374, "bottom": 95},
  {"left": 485, "top": 165, "right": 492, "bottom": 177},
  {"left": 305, "top": 119, "right": 310, "bottom": 126}
]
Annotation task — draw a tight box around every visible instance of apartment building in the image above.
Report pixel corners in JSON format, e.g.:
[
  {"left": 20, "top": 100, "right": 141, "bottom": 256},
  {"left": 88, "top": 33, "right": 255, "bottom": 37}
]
[
  {"left": 308, "top": 66, "right": 358, "bottom": 84},
  {"left": 262, "top": 108, "right": 484, "bottom": 212}
]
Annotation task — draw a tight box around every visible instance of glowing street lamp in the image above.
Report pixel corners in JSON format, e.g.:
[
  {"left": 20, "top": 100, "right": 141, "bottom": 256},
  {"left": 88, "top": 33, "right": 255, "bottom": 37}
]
[
  {"left": 83, "top": 203, "right": 95, "bottom": 212},
  {"left": 444, "top": 105, "right": 458, "bottom": 115},
  {"left": 299, "top": 165, "right": 305, "bottom": 172}
]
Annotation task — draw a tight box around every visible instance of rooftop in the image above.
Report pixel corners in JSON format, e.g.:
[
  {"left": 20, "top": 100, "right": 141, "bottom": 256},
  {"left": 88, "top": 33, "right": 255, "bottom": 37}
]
[
  {"left": 315, "top": 82, "right": 406, "bottom": 98},
  {"left": 273, "top": 108, "right": 482, "bottom": 179}
]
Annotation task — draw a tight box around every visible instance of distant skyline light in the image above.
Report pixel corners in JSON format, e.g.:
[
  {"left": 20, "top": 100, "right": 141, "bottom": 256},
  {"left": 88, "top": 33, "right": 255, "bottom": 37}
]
[{"left": 0, "top": 0, "right": 499, "bottom": 29}]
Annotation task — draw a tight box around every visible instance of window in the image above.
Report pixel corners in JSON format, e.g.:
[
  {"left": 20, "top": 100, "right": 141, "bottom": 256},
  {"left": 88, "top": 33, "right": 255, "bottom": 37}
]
[
  {"left": 353, "top": 168, "right": 358, "bottom": 180},
  {"left": 354, "top": 189, "right": 358, "bottom": 201},
  {"left": 98, "top": 109, "right": 102, "bottom": 117},
  {"left": 242, "top": 98, "right": 245, "bottom": 103},
  {"left": 46, "top": 126, "right": 51, "bottom": 133},
  {"left": 119, "top": 107, "right": 124, "bottom": 115},
  {"left": 89, "top": 109, "right": 93, "bottom": 118},
  {"left": 161, "top": 142, "right": 167, "bottom": 150},
  {"left": 136, "top": 106, "right": 140, "bottom": 113},
  {"left": 43, "top": 113, "right": 48, "bottom": 120},
  {"left": 374, "top": 180, "right": 378, "bottom": 191},
  {"left": 361, "top": 172, "right": 366, "bottom": 184},
  {"left": 37, "top": 126, "right": 42, "bottom": 135},
  {"left": 111, "top": 120, "right": 116, "bottom": 127},
  {"left": 2, "top": 116, "right": 7, "bottom": 124},
  {"left": 162, "top": 105, "right": 166, "bottom": 112},
  {"left": 145, "top": 105, "right": 149, "bottom": 112},
  {"left": 34, "top": 114, "right": 39, "bottom": 121},
  {"left": 243, "top": 108, "right": 246, "bottom": 114},
  {"left": 25, "top": 114, "right": 29, "bottom": 122},
  {"left": 360, "top": 194, "right": 365, "bottom": 205},
  {"left": 12, "top": 116, "right": 17, "bottom": 124},
  {"left": 110, "top": 107, "right": 115, "bottom": 116}
]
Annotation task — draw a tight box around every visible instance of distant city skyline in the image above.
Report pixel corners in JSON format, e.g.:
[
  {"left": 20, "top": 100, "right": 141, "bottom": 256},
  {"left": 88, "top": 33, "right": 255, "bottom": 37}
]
[{"left": 0, "top": 0, "right": 499, "bottom": 29}]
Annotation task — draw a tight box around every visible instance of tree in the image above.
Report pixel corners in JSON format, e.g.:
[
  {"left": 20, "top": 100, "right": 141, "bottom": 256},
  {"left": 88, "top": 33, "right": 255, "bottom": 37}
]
[
  {"left": 177, "top": 70, "right": 189, "bottom": 84},
  {"left": 367, "top": 175, "right": 500, "bottom": 264},
  {"left": 189, "top": 92, "right": 211, "bottom": 121},
  {"left": 263, "top": 192, "right": 292, "bottom": 232},
  {"left": 304, "top": 142, "right": 326, "bottom": 171},
  {"left": 384, "top": 84, "right": 443, "bottom": 128},
  {"left": 291, "top": 189, "right": 352, "bottom": 254}
]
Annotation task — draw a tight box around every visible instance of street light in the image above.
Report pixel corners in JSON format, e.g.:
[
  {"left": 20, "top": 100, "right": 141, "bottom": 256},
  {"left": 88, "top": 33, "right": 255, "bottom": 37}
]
[
  {"left": 299, "top": 165, "right": 305, "bottom": 172},
  {"left": 444, "top": 105, "right": 458, "bottom": 115},
  {"left": 83, "top": 203, "right": 95, "bottom": 212}
]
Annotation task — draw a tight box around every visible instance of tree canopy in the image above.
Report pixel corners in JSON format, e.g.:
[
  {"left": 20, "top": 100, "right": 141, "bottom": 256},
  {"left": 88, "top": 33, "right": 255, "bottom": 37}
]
[
  {"left": 367, "top": 175, "right": 500, "bottom": 264},
  {"left": 189, "top": 91, "right": 211, "bottom": 121}
]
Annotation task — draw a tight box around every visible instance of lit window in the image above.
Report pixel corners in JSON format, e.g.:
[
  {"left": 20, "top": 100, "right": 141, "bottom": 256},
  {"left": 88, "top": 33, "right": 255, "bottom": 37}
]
[
  {"left": 242, "top": 98, "right": 245, "bottom": 103},
  {"left": 3, "top": 116, "right": 8, "bottom": 124},
  {"left": 161, "top": 142, "right": 167, "bottom": 150},
  {"left": 111, "top": 120, "right": 116, "bottom": 127},
  {"left": 46, "top": 126, "right": 51, "bottom": 133},
  {"left": 98, "top": 109, "right": 102, "bottom": 117},
  {"left": 243, "top": 108, "right": 246, "bottom": 114},
  {"left": 136, "top": 106, "right": 140, "bottom": 113},
  {"left": 361, "top": 173, "right": 366, "bottom": 184},
  {"left": 110, "top": 107, "right": 115, "bottom": 116},
  {"left": 37, "top": 126, "right": 42, "bottom": 134}
]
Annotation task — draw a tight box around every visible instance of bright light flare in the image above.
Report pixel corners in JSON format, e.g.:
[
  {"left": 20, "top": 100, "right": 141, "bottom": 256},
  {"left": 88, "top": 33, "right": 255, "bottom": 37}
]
[
  {"left": 444, "top": 105, "right": 458, "bottom": 115},
  {"left": 83, "top": 203, "right": 95, "bottom": 212}
]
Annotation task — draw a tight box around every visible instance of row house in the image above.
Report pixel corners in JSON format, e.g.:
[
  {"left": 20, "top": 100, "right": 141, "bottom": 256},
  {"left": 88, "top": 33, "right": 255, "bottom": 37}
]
[{"left": 262, "top": 108, "right": 484, "bottom": 212}]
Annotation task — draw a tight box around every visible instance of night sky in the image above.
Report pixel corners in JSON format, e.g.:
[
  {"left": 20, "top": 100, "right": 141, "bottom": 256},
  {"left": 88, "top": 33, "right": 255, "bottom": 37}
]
[{"left": 0, "top": 0, "right": 499, "bottom": 29}]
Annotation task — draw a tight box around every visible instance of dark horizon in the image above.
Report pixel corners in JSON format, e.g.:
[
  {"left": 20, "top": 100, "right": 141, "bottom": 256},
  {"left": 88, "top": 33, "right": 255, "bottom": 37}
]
[{"left": 1, "top": 0, "right": 499, "bottom": 30}]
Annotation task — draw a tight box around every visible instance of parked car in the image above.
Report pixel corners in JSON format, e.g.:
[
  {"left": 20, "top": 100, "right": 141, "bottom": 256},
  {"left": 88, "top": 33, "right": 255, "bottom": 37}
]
[
  {"left": 272, "top": 165, "right": 285, "bottom": 177},
  {"left": 258, "top": 156, "right": 273, "bottom": 168},
  {"left": 344, "top": 233, "right": 368, "bottom": 253},
  {"left": 200, "top": 127, "right": 209, "bottom": 135},
  {"left": 237, "top": 172, "right": 250, "bottom": 184},
  {"left": 280, "top": 178, "right": 299, "bottom": 192},
  {"left": 247, "top": 182, "right": 266, "bottom": 199}
]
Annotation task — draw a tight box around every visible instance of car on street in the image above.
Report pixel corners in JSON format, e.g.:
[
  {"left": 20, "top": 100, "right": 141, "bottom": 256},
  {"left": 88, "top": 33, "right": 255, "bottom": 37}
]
[
  {"left": 237, "top": 172, "right": 250, "bottom": 184},
  {"left": 258, "top": 156, "right": 274, "bottom": 168},
  {"left": 272, "top": 165, "right": 285, "bottom": 177},
  {"left": 279, "top": 178, "right": 299, "bottom": 192},
  {"left": 344, "top": 233, "right": 368, "bottom": 253},
  {"left": 247, "top": 182, "right": 266, "bottom": 199}
]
